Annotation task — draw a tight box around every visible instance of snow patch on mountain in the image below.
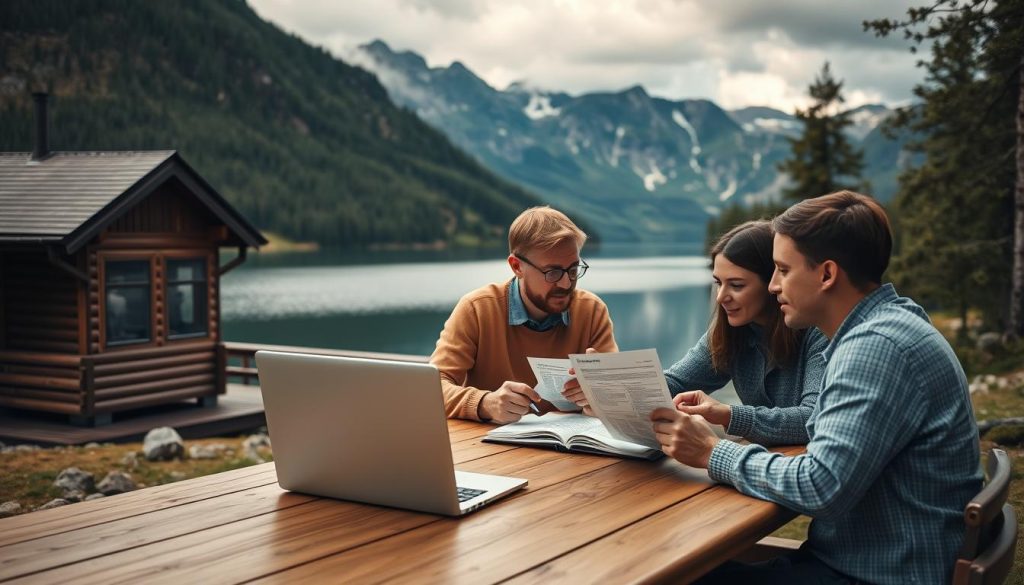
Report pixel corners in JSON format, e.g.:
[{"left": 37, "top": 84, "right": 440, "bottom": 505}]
[
  {"left": 609, "top": 126, "right": 626, "bottom": 168},
  {"left": 524, "top": 94, "right": 561, "bottom": 120},
  {"left": 847, "top": 108, "right": 889, "bottom": 141},
  {"left": 744, "top": 118, "right": 801, "bottom": 133},
  {"left": 671, "top": 110, "right": 703, "bottom": 173},
  {"left": 642, "top": 161, "right": 667, "bottom": 192},
  {"left": 718, "top": 178, "right": 738, "bottom": 202}
]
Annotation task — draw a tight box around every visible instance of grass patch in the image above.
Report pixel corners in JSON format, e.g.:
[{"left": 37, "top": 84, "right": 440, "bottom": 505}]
[{"left": 0, "top": 436, "right": 271, "bottom": 512}]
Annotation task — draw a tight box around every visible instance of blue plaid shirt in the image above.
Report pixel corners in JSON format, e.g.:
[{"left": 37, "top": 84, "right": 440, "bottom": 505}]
[
  {"left": 664, "top": 325, "right": 827, "bottom": 445},
  {"left": 708, "top": 284, "right": 982, "bottom": 585}
]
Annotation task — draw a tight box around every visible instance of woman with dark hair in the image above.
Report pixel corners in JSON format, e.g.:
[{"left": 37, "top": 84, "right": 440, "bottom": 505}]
[{"left": 664, "top": 220, "right": 826, "bottom": 445}]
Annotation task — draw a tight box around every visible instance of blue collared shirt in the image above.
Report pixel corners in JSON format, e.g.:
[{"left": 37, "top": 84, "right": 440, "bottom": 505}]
[
  {"left": 508, "top": 278, "right": 570, "bottom": 332},
  {"left": 708, "top": 284, "right": 982, "bottom": 584}
]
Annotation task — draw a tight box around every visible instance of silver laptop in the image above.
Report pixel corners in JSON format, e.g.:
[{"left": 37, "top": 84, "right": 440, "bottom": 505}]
[{"left": 255, "top": 350, "right": 527, "bottom": 516}]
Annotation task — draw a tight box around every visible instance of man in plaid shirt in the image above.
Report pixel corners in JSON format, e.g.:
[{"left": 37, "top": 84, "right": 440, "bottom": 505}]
[{"left": 652, "top": 191, "right": 982, "bottom": 584}]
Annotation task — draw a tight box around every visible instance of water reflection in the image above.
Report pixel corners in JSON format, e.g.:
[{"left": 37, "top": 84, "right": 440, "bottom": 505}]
[{"left": 221, "top": 248, "right": 713, "bottom": 361}]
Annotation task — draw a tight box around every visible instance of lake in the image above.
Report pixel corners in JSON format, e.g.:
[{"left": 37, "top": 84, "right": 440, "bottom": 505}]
[{"left": 220, "top": 244, "right": 714, "bottom": 364}]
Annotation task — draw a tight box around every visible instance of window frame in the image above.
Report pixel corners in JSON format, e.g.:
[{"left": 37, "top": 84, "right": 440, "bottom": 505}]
[
  {"left": 100, "top": 255, "right": 156, "bottom": 349},
  {"left": 98, "top": 250, "right": 214, "bottom": 351},
  {"left": 165, "top": 256, "right": 209, "bottom": 341}
]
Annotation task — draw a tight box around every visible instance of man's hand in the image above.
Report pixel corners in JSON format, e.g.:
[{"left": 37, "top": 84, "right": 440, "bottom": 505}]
[
  {"left": 650, "top": 407, "right": 720, "bottom": 468},
  {"left": 479, "top": 381, "right": 542, "bottom": 424},
  {"left": 673, "top": 391, "right": 731, "bottom": 428},
  {"left": 561, "top": 347, "right": 596, "bottom": 414}
]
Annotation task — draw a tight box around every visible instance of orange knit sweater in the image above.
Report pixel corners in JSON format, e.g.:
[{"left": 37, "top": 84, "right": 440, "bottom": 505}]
[{"left": 430, "top": 279, "right": 618, "bottom": 421}]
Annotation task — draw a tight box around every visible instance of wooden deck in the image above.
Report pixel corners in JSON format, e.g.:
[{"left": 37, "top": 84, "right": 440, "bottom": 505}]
[{"left": 0, "top": 383, "right": 264, "bottom": 446}]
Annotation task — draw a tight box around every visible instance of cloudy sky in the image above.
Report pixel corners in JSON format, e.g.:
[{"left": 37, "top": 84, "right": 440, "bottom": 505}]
[{"left": 248, "top": 0, "right": 924, "bottom": 112}]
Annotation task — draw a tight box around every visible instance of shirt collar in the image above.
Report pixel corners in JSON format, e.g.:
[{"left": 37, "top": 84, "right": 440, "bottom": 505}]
[
  {"left": 822, "top": 283, "right": 897, "bottom": 361},
  {"left": 508, "top": 278, "right": 571, "bottom": 330}
]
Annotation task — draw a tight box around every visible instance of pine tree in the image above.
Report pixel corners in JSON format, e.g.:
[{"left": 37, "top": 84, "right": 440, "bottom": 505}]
[
  {"left": 866, "top": 0, "right": 1022, "bottom": 334},
  {"left": 778, "top": 63, "right": 869, "bottom": 201}
]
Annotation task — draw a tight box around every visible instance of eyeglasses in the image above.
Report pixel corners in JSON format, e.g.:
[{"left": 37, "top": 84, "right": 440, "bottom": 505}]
[{"left": 515, "top": 254, "right": 589, "bottom": 283}]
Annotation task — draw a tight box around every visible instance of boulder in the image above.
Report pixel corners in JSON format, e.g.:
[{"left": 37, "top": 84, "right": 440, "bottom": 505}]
[
  {"left": 188, "top": 443, "right": 227, "bottom": 460},
  {"left": 84, "top": 493, "right": 106, "bottom": 501},
  {"left": 54, "top": 467, "right": 95, "bottom": 494},
  {"left": 62, "top": 490, "right": 86, "bottom": 503},
  {"left": 0, "top": 501, "right": 21, "bottom": 517},
  {"left": 37, "top": 498, "right": 70, "bottom": 511},
  {"left": 121, "top": 451, "right": 139, "bottom": 469},
  {"left": 242, "top": 433, "right": 272, "bottom": 462},
  {"left": 143, "top": 427, "right": 184, "bottom": 461},
  {"left": 97, "top": 471, "right": 136, "bottom": 495},
  {"left": 976, "top": 332, "right": 1003, "bottom": 352}
]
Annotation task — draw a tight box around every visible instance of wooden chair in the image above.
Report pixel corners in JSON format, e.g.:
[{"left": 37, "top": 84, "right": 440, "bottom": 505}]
[{"left": 952, "top": 448, "right": 1017, "bottom": 585}]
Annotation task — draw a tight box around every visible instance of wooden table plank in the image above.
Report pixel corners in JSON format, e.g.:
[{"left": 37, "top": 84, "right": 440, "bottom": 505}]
[
  {"left": 505, "top": 485, "right": 797, "bottom": 585},
  {"left": 252, "top": 460, "right": 715, "bottom": 584},
  {"left": 0, "top": 421, "right": 498, "bottom": 547},
  {"left": 3, "top": 498, "right": 437, "bottom": 585},
  {"left": 0, "top": 483, "right": 313, "bottom": 581},
  {"left": 4, "top": 446, "right": 624, "bottom": 585},
  {"left": 0, "top": 463, "right": 278, "bottom": 547}
]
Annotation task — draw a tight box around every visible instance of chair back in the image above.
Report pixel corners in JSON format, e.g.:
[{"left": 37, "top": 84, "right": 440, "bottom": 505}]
[{"left": 952, "top": 448, "right": 1017, "bottom": 585}]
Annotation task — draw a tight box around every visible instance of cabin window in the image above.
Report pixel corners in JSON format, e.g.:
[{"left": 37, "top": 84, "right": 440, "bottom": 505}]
[
  {"left": 166, "top": 258, "right": 208, "bottom": 339},
  {"left": 105, "top": 260, "right": 152, "bottom": 345}
]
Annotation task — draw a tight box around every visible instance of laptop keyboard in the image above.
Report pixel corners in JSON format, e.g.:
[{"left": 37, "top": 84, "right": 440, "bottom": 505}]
[{"left": 456, "top": 486, "right": 486, "bottom": 502}]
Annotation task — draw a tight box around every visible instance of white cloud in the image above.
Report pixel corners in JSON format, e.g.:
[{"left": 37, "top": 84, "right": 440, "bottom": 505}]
[{"left": 249, "top": 0, "right": 924, "bottom": 110}]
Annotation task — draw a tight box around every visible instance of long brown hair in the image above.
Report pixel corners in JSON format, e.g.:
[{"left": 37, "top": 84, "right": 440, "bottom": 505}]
[{"left": 708, "top": 220, "right": 802, "bottom": 373}]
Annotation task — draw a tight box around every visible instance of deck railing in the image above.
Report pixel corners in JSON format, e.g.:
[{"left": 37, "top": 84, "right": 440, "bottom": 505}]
[{"left": 222, "top": 341, "right": 430, "bottom": 386}]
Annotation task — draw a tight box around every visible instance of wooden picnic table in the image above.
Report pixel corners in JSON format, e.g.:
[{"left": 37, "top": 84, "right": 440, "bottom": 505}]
[{"left": 0, "top": 419, "right": 801, "bottom": 584}]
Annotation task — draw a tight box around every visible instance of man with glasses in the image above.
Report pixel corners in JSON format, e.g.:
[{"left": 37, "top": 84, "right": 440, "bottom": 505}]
[{"left": 431, "top": 206, "right": 618, "bottom": 422}]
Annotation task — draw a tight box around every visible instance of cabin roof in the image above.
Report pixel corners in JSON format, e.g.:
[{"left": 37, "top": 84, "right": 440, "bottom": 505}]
[{"left": 0, "top": 150, "right": 266, "bottom": 253}]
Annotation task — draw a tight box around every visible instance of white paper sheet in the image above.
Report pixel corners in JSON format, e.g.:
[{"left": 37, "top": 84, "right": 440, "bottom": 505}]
[
  {"left": 569, "top": 348, "right": 674, "bottom": 449},
  {"left": 526, "top": 356, "right": 579, "bottom": 411}
]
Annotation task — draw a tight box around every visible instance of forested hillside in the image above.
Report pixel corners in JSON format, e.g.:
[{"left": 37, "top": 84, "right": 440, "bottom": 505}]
[{"left": 0, "top": 0, "right": 547, "bottom": 246}]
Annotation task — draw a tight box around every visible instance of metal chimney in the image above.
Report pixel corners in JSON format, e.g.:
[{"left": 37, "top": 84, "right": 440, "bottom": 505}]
[{"left": 31, "top": 92, "right": 50, "bottom": 161}]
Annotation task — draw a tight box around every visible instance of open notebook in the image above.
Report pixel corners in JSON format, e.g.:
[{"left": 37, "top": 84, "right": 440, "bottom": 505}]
[{"left": 484, "top": 412, "right": 663, "bottom": 460}]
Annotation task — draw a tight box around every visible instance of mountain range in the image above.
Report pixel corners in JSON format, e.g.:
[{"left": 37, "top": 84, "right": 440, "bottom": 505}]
[{"left": 355, "top": 40, "right": 913, "bottom": 243}]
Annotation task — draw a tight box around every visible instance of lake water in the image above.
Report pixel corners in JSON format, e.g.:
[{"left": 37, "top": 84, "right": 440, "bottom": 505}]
[{"left": 220, "top": 244, "right": 714, "bottom": 363}]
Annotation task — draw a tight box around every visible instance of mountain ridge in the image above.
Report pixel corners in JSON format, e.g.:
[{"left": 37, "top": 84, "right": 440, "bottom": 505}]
[{"left": 357, "top": 39, "right": 913, "bottom": 242}]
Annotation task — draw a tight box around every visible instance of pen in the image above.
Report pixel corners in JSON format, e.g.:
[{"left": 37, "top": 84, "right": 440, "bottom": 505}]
[{"left": 529, "top": 402, "right": 541, "bottom": 415}]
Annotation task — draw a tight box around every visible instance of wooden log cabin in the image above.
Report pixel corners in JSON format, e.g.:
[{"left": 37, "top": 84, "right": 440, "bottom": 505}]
[{"left": 0, "top": 94, "right": 266, "bottom": 426}]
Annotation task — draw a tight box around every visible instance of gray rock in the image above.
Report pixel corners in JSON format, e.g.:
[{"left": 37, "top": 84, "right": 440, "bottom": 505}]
[
  {"left": 121, "top": 451, "right": 139, "bottom": 469},
  {"left": 188, "top": 443, "right": 227, "bottom": 459},
  {"left": 37, "top": 498, "right": 71, "bottom": 511},
  {"left": 242, "top": 433, "right": 272, "bottom": 462},
  {"left": 14, "top": 444, "right": 40, "bottom": 452},
  {"left": 97, "top": 471, "right": 136, "bottom": 495},
  {"left": 977, "top": 332, "right": 1003, "bottom": 352},
  {"left": 0, "top": 501, "right": 21, "bottom": 517},
  {"left": 84, "top": 493, "right": 106, "bottom": 501},
  {"left": 143, "top": 427, "right": 184, "bottom": 461},
  {"left": 62, "top": 490, "right": 86, "bottom": 503},
  {"left": 84, "top": 442, "right": 101, "bottom": 449},
  {"left": 54, "top": 467, "right": 95, "bottom": 494}
]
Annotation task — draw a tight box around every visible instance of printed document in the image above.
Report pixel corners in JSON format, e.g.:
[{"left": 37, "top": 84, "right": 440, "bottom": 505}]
[
  {"left": 526, "top": 357, "right": 579, "bottom": 411},
  {"left": 568, "top": 349, "right": 674, "bottom": 449}
]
